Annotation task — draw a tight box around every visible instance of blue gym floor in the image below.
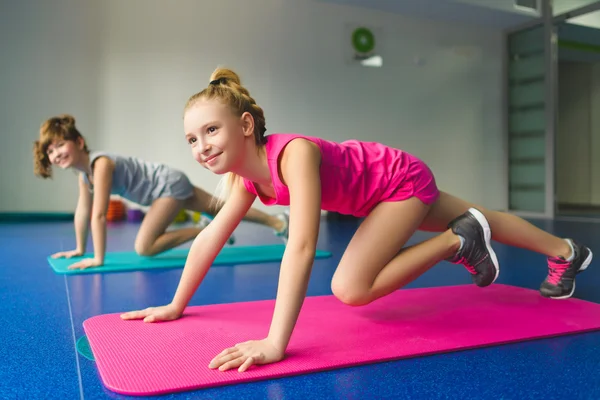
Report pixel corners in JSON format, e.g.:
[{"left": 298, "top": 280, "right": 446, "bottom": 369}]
[{"left": 2, "top": 216, "right": 600, "bottom": 399}]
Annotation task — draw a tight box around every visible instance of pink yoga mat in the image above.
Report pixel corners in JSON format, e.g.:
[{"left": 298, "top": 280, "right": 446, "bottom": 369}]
[{"left": 83, "top": 284, "right": 600, "bottom": 396}]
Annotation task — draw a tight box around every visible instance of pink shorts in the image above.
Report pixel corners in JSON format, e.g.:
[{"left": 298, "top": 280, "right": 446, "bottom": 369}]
[{"left": 384, "top": 154, "right": 440, "bottom": 206}]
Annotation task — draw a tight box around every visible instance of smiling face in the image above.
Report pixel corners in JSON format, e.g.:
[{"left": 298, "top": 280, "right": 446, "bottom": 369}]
[
  {"left": 183, "top": 100, "right": 255, "bottom": 175},
  {"left": 34, "top": 114, "right": 90, "bottom": 179},
  {"left": 46, "top": 138, "right": 85, "bottom": 170}
]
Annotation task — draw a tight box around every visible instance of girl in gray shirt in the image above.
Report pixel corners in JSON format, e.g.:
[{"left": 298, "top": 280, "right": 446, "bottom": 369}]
[{"left": 34, "top": 114, "right": 288, "bottom": 270}]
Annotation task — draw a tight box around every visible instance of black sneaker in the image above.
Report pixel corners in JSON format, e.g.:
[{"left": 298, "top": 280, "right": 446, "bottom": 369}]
[
  {"left": 446, "top": 208, "right": 499, "bottom": 287},
  {"left": 540, "top": 240, "right": 592, "bottom": 299}
]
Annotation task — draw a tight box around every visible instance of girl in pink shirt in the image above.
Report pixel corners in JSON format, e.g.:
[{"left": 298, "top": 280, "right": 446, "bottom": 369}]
[{"left": 122, "top": 68, "right": 592, "bottom": 373}]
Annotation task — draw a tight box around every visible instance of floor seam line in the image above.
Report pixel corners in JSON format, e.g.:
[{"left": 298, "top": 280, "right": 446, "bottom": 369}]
[{"left": 64, "top": 275, "right": 85, "bottom": 400}]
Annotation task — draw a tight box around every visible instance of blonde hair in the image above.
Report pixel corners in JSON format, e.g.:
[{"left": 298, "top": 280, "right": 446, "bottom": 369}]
[
  {"left": 184, "top": 67, "right": 267, "bottom": 205},
  {"left": 33, "top": 114, "right": 89, "bottom": 179}
]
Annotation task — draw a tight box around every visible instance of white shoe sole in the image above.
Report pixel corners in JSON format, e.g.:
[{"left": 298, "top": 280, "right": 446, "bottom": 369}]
[
  {"left": 550, "top": 247, "right": 593, "bottom": 300},
  {"left": 467, "top": 207, "right": 500, "bottom": 285}
]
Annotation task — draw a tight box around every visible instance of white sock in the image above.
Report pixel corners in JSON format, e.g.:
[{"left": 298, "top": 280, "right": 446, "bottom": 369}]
[
  {"left": 458, "top": 235, "right": 465, "bottom": 252},
  {"left": 565, "top": 239, "right": 575, "bottom": 261}
]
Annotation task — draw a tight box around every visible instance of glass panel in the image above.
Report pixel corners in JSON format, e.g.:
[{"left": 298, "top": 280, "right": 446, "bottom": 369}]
[
  {"left": 509, "top": 26, "right": 544, "bottom": 53},
  {"left": 510, "top": 191, "right": 546, "bottom": 212},
  {"left": 509, "top": 55, "right": 545, "bottom": 80},
  {"left": 509, "top": 163, "right": 546, "bottom": 185},
  {"left": 510, "top": 137, "right": 546, "bottom": 159},
  {"left": 509, "top": 108, "right": 545, "bottom": 132},
  {"left": 510, "top": 80, "right": 545, "bottom": 107}
]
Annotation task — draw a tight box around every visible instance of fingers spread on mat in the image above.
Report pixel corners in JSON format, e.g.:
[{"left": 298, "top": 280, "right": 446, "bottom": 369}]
[
  {"left": 208, "top": 338, "right": 284, "bottom": 373},
  {"left": 120, "top": 304, "right": 182, "bottom": 322}
]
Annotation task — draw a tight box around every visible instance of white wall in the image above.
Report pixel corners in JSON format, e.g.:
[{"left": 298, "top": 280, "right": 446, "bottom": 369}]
[
  {"left": 556, "top": 60, "right": 600, "bottom": 206},
  {"left": 0, "top": 0, "right": 506, "bottom": 214},
  {"left": 0, "top": 0, "right": 105, "bottom": 213}
]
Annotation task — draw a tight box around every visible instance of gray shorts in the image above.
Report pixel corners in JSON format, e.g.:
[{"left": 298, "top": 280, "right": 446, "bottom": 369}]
[
  {"left": 85, "top": 151, "right": 197, "bottom": 207},
  {"left": 153, "top": 167, "right": 195, "bottom": 204}
]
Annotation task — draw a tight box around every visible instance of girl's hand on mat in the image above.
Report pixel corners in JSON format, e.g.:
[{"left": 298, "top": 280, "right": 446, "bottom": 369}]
[
  {"left": 209, "top": 338, "right": 284, "bottom": 373},
  {"left": 51, "top": 249, "right": 82, "bottom": 259},
  {"left": 119, "top": 304, "right": 182, "bottom": 323},
  {"left": 67, "top": 257, "right": 102, "bottom": 270}
]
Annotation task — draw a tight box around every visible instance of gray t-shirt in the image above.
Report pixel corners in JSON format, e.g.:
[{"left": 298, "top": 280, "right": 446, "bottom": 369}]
[{"left": 82, "top": 151, "right": 194, "bottom": 206}]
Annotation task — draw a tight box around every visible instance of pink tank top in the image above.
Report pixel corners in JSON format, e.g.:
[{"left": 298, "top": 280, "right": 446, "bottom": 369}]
[{"left": 242, "top": 133, "right": 414, "bottom": 217}]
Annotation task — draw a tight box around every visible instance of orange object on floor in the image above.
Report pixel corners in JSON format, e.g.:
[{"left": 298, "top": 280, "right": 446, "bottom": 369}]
[{"left": 106, "top": 199, "right": 126, "bottom": 221}]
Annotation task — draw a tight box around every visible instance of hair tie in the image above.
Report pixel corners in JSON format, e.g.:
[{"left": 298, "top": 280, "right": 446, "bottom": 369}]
[{"left": 209, "top": 77, "right": 227, "bottom": 86}]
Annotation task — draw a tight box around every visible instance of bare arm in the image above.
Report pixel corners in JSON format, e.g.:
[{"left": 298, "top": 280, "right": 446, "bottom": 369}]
[
  {"left": 65, "top": 157, "right": 114, "bottom": 270},
  {"left": 121, "top": 175, "right": 256, "bottom": 321},
  {"left": 171, "top": 178, "right": 256, "bottom": 312},
  {"left": 88, "top": 157, "right": 114, "bottom": 265},
  {"left": 50, "top": 174, "right": 93, "bottom": 259},
  {"left": 74, "top": 174, "right": 92, "bottom": 253},
  {"left": 267, "top": 139, "right": 322, "bottom": 352},
  {"left": 209, "top": 139, "right": 323, "bottom": 373}
]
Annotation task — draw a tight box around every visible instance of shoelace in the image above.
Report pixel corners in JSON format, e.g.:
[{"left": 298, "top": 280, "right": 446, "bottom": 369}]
[
  {"left": 455, "top": 252, "right": 490, "bottom": 275},
  {"left": 455, "top": 256, "right": 476, "bottom": 274},
  {"left": 547, "top": 257, "right": 570, "bottom": 285}
]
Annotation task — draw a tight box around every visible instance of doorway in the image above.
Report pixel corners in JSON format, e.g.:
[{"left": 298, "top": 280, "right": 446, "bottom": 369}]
[{"left": 555, "top": 12, "right": 600, "bottom": 217}]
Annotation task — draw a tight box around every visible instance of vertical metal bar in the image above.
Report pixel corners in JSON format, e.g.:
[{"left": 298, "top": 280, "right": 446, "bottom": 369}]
[
  {"left": 502, "top": 28, "right": 510, "bottom": 212},
  {"left": 542, "top": 0, "right": 556, "bottom": 219}
]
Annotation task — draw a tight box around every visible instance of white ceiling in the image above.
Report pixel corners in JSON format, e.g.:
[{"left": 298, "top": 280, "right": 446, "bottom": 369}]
[
  {"left": 554, "top": 0, "right": 600, "bottom": 15},
  {"left": 316, "top": 0, "right": 539, "bottom": 30},
  {"left": 568, "top": 9, "right": 600, "bottom": 28}
]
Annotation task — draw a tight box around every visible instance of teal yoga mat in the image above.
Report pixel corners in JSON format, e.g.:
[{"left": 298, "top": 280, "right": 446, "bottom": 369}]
[{"left": 48, "top": 244, "right": 332, "bottom": 275}]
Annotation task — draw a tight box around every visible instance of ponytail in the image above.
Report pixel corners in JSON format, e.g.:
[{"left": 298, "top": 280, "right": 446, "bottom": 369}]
[{"left": 185, "top": 67, "right": 266, "bottom": 201}]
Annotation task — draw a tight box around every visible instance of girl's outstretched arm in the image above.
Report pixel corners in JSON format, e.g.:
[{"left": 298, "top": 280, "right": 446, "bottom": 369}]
[
  {"left": 120, "top": 177, "right": 256, "bottom": 322},
  {"left": 50, "top": 174, "right": 92, "bottom": 259},
  {"left": 67, "top": 156, "right": 114, "bottom": 270},
  {"left": 209, "top": 139, "right": 322, "bottom": 373},
  {"left": 170, "top": 180, "right": 256, "bottom": 313},
  {"left": 74, "top": 174, "right": 92, "bottom": 253}
]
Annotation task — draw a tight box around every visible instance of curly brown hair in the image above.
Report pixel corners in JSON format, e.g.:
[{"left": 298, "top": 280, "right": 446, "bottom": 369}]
[{"left": 33, "top": 114, "right": 89, "bottom": 179}]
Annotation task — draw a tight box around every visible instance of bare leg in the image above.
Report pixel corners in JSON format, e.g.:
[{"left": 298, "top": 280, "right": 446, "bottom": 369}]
[
  {"left": 134, "top": 197, "right": 200, "bottom": 256},
  {"left": 419, "top": 191, "right": 594, "bottom": 299},
  {"left": 331, "top": 197, "right": 463, "bottom": 306},
  {"left": 420, "top": 191, "right": 572, "bottom": 259},
  {"left": 183, "top": 187, "right": 285, "bottom": 232}
]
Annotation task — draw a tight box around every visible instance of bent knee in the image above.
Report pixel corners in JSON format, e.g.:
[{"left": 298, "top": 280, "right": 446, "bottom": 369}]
[
  {"left": 134, "top": 240, "right": 156, "bottom": 257},
  {"left": 331, "top": 279, "right": 373, "bottom": 307}
]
